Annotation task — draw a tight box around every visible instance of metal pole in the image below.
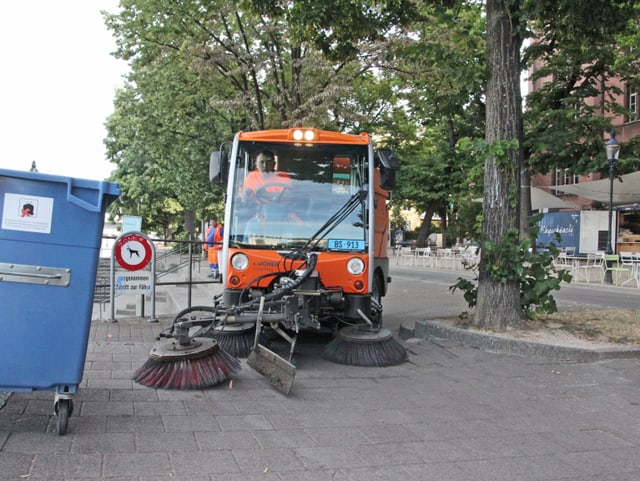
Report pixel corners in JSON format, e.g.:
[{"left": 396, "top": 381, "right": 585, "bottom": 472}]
[
  {"left": 108, "top": 241, "right": 117, "bottom": 322},
  {"left": 604, "top": 134, "right": 618, "bottom": 283},
  {"left": 607, "top": 161, "right": 615, "bottom": 255},
  {"left": 187, "top": 234, "right": 193, "bottom": 308},
  {"left": 149, "top": 239, "right": 158, "bottom": 322},
  {"left": 603, "top": 131, "right": 621, "bottom": 284},
  {"left": 604, "top": 161, "right": 615, "bottom": 284}
]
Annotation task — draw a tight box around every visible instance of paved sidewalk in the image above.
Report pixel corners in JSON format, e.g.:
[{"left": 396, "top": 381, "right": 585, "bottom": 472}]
[
  {"left": 2, "top": 264, "right": 640, "bottom": 480},
  {"left": 2, "top": 313, "right": 640, "bottom": 480}
]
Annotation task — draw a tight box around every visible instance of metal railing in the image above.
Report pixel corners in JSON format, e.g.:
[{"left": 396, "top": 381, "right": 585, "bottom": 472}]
[{"left": 94, "top": 235, "right": 219, "bottom": 321}]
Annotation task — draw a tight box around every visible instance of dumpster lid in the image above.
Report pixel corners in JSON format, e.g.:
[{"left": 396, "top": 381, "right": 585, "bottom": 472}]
[{"left": 0, "top": 168, "right": 121, "bottom": 213}]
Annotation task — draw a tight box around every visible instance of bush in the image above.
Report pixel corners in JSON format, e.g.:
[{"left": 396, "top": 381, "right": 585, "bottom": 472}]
[{"left": 450, "top": 222, "right": 572, "bottom": 319}]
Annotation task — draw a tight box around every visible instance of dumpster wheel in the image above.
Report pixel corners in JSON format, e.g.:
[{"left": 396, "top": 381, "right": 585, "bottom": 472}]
[{"left": 54, "top": 395, "right": 74, "bottom": 435}]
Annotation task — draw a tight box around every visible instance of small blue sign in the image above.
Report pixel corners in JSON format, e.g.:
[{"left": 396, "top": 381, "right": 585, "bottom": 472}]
[{"left": 122, "top": 215, "right": 142, "bottom": 233}]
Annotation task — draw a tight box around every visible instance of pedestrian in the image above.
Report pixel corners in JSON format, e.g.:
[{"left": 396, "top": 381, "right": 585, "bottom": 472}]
[{"left": 205, "top": 216, "right": 223, "bottom": 280}]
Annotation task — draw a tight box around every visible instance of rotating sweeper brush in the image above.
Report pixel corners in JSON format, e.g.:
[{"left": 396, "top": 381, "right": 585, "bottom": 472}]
[
  {"left": 322, "top": 325, "right": 407, "bottom": 367},
  {"left": 133, "top": 321, "right": 240, "bottom": 389}
]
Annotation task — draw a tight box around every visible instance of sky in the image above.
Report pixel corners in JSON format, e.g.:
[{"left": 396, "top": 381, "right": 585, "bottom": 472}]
[{"left": 0, "top": 1, "right": 127, "bottom": 181}]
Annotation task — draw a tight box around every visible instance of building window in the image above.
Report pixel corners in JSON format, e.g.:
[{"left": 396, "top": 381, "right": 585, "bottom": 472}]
[
  {"left": 555, "top": 168, "right": 578, "bottom": 186},
  {"left": 555, "top": 169, "right": 562, "bottom": 187},
  {"left": 629, "top": 89, "right": 637, "bottom": 122},
  {"left": 564, "top": 170, "right": 579, "bottom": 185}
]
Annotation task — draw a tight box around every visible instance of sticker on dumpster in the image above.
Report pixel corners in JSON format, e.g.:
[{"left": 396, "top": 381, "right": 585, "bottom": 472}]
[
  {"left": 1, "top": 193, "right": 54, "bottom": 234},
  {"left": 115, "top": 233, "right": 152, "bottom": 271}
]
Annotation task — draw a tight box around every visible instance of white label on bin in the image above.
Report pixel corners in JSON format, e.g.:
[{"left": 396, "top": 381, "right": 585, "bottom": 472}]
[{"left": 2, "top": 193, "right": 54, "bottom": 234}]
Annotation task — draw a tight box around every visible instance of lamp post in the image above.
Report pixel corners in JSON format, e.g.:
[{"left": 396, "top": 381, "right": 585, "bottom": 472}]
[{"left": 604, "top": 130, "right": 621, "bottom": 284}]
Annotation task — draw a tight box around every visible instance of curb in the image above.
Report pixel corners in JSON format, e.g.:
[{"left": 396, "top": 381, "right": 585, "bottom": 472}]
[{"left": 400, "top": 319, "right": 640, "bottom": 362}]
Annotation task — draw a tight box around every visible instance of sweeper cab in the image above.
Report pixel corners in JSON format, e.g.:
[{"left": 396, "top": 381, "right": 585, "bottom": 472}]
[
  {"left": 212, "top": 128, "right": 399, "bottom": 328},
  {"left": 134, "top": 128, "right": 405, "bottom": 394}
]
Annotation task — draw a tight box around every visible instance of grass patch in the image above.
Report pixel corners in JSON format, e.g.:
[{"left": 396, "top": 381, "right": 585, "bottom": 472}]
[{"left": 538, "top": 309, "right": 640, "bottom": 345}]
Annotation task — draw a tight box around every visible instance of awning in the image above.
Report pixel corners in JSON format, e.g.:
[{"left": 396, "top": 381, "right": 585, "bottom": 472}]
[
  {"left": 530, "top": 187, "right": 578, "bottom": 210},
  {"left": 552, "top": 171, "right": 640, "bottom": 205},
  {"left": 472, "top": 187, "right": 578, "bottom": 210}
]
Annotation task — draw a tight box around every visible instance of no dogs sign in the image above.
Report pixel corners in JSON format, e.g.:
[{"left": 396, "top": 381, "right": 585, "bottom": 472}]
[{"left": 115, "top": 232, "right": 153, "bottom": 271}]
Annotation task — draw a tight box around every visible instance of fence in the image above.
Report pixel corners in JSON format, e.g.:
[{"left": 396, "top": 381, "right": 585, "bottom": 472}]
[
  {"left": 394, "top": 244, "right": 640, "bottom": 289},
  {"left": 93, "top": 236, "right": 218, "bottom": 322},
  {"left": 393, "top": 245, "right": 480, "bottom": 272}
]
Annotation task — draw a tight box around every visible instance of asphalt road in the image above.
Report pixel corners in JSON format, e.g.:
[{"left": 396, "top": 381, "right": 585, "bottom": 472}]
[{"left": 383, "top": 264, "right": 640, "bottom": 334}]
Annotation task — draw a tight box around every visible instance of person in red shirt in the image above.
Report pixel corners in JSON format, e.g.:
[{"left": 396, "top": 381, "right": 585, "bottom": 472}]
[
  {"left": 241, "top": 150, "right": 292, "bottom": 202},
  {"left": 240, "top": 151, "right": 302, "bottom": 225}
]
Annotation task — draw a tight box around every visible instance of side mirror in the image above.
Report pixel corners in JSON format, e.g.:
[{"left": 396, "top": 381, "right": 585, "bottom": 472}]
[
  {"left": 375, "top": 148, "right": 400, "bottom": 191},
  {"left": 209, "top": 147, "right": 228, "bottom": 184}
]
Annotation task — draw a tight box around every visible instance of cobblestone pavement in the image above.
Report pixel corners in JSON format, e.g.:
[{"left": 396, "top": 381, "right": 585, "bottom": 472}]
[{"left": 2, "top": 314, "right": 640, "bottom": 481}]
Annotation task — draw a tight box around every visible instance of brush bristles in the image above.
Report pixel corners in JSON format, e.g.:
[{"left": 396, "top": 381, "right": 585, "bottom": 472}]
[
  {"left": 205, "top": 330, "right": 254, "bottom": 358},
  {"left": 322, "top": 334, "right": 408, "bottom": 367},
  {"left": 133, "top": 348, "right": 241, "bottom": 389}
]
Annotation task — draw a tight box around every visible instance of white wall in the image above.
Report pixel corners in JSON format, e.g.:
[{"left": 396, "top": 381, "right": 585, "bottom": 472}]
[{"left": 580, "top": 211, "right": 616, "bottom": 253}]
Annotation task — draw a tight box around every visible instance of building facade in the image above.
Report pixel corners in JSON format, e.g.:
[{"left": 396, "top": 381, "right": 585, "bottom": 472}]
[
  {"left": 528, "top": 60, "right": 640, "bottom": 253},
  {"left": 529, "top": 62, "right": 640, "bottom": 209}
]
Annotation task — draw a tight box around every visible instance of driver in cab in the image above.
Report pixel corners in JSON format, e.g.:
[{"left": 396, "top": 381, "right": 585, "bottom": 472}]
[
  {"left": 241, "top": 150, "right": 302, "bottom": 224},
  {"left": 241, "top": 150, "right": 291, "bottom": 202}
]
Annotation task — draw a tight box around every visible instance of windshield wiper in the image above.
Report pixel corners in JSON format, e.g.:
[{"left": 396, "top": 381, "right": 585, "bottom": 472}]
[{"left": 286, "top": 189, "right": 367, "bottom": 259}]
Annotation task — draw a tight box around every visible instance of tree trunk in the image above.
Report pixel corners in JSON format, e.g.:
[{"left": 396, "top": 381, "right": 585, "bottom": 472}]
[
  {"left": 440, "top": 207, "right": 448, "bottom": 248},
  {"left": 520, "top": 168, "right": 532, "bottom": 239},
  {"left": 416, "top": 201, "right": 439, "bottom": 247},
  {"left": 184, "top": 209, "right": 196, "bottom": 236},
  {"left": 474, "top": 0, "right": 525, "bottom": 329}
]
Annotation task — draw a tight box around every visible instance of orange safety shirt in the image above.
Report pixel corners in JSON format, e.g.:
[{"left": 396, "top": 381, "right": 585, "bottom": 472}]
[
  {"left": 243, "top": 171, "right": 291, "bottom": 200},
  {"left": 206, "top": 225, "right": 223, "bottom": 264}
]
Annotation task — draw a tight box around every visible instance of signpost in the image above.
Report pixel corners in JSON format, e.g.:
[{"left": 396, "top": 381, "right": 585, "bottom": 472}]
[
  {"left": 114, "top": 232, "right": 152, "bottom": 271},
  {"left": 109, "top": 231, "right": 157, "bottom": 323},
  {"left": 114, "top": 272, "right": 152, "bottom": 296}
]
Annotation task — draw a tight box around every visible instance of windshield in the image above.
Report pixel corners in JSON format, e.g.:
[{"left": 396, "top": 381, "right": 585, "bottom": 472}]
[{"left": 228, "top": 141, "right": 369, "bottom": 252}]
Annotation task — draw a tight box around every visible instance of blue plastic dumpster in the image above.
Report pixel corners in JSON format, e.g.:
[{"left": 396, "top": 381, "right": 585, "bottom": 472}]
[{"left": 0, "top": 168, "right": 120, "bottom": 434}]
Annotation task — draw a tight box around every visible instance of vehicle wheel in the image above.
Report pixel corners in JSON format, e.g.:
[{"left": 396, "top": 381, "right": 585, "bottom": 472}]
[{"left": 55, "top": 398, "right": 73, "bottom": 436}]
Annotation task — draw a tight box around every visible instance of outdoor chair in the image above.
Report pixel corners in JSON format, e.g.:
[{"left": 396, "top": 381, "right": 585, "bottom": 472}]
[
  {"left": 601, "top": 254, "right": 630, "bottom": 286},
  {"left": 554, "top": 252, "right": 579, "bottom": 278},
  {"left": 574, "top": 252, "right": 603, "bottom": 283},
  {"left": 553, "top": 252, "right": 571, "bottom": 269},
  {"left": 620, "top": 252, "right": 639, "bottom": 287},
  {"left": 415, "top": 247, "right": 435, "bottom": 268},
  {"left": 395, "top": 246, "right": 416, "bottom": 266},
  {"left": 435, "top": 248, "right": 455, "bottom": 269}
]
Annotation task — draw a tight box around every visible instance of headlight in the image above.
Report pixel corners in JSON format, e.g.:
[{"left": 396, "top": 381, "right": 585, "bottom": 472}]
[
  {"left": 292, "top": 128, "right": 315, "bottom": 141},
  {"left": 231, "top": 253, "right": 249, "bottom": 271},
  {"left": 347, "top": 257, "right": 365, "bottom": 275}
]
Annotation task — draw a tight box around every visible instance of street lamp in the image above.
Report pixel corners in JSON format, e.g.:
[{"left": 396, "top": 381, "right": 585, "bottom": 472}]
[{"left": 604, "top": 130, "right": 621, "bottom": 284}]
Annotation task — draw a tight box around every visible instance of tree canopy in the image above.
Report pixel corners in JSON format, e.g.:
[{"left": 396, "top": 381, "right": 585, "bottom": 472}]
[
  {"left": 523, "top": 0, "right": 640, "bottom": 177},
  {"left": 103, "top": 0, "right": 413, "bottom": 234},
  {"left": 103, "top": 0, "right": 640, "bottom": 327}
]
